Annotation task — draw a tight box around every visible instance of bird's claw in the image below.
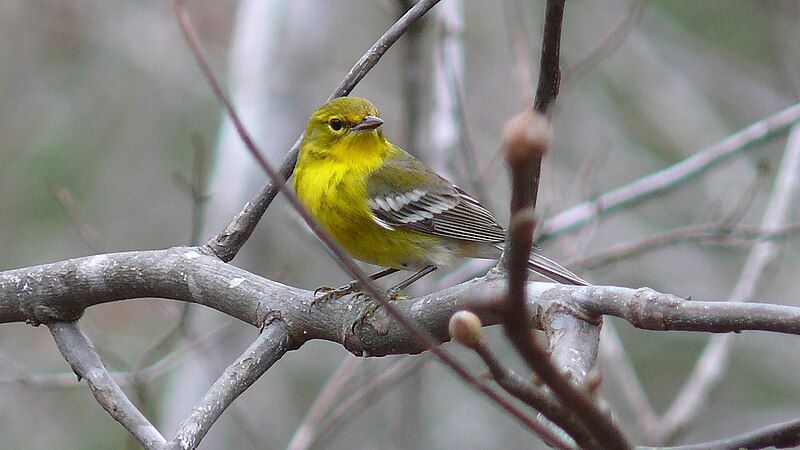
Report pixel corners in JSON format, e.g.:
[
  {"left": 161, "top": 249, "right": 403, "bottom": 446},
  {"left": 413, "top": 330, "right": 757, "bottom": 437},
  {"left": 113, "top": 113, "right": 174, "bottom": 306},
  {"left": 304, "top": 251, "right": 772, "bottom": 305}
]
[
  {"left": 312, "top": 282, "right": 361, "bottom": 307},
  {"left": 387, "top": 288, "right": 406, "bottom": 301},
  {"left": 352, "top": 288, "right": 406, "bottom": 331}
]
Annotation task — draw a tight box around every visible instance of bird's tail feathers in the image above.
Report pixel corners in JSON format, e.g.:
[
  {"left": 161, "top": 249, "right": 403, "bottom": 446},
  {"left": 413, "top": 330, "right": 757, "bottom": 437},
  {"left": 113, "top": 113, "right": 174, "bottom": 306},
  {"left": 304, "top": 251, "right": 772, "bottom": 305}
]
[
  {"left": 492, "top": 244, "right": 588, "bottom": 286},
  {"left": 527, "top": 253, "right": 588, "bottom": 286}
]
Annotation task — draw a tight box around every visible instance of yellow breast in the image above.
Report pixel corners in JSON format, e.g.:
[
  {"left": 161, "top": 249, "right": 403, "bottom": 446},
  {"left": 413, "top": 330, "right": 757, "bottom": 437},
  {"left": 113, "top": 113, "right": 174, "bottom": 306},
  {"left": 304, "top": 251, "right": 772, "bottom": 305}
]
[{"left": 294, "top": 158, "right": 460, "bottom": 269}]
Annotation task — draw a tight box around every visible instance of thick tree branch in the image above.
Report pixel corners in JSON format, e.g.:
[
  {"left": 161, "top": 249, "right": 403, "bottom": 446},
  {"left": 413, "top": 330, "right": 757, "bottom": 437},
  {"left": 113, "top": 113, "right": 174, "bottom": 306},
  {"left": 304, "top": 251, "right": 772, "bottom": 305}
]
[
  {"left": 9, "top": 247, "right": 800, "bottom": 448},
  {"left": 6, "top": 249, "right": 800, "bottom": 346},
  {"left": 48, "top": 322, "right": 166, "bottom": 449}
]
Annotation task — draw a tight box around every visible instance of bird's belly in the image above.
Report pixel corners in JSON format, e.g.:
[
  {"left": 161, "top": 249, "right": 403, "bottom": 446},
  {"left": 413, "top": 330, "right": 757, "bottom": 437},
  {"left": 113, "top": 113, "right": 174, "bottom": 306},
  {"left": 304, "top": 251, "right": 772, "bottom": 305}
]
[
  {"left": 296, "top": 165, "right": 476, "bottom": 269},
  {"left": 318, "top": 197, "right": 467, "bottom": 268},
  {"left": 333, "top": 225, "right": 466, "bottom": 270}
]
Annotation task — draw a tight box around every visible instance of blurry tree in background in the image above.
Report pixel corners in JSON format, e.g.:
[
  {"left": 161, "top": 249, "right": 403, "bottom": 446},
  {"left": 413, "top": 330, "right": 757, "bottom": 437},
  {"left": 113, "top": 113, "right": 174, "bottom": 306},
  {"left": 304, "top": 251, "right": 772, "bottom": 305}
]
[{"left": 2, "top": 1, "right": 800, "bottom": 449}]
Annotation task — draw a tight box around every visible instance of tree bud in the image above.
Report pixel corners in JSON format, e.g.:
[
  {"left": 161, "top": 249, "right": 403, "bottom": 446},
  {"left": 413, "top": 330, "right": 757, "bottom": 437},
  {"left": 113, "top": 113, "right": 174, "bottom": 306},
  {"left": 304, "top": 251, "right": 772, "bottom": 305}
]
[
  {"left": 502, "top": 110, "right": 552, "bottom": 166},
  {"left": 448, "top": 311, "right": 484, "bottom": 349}
]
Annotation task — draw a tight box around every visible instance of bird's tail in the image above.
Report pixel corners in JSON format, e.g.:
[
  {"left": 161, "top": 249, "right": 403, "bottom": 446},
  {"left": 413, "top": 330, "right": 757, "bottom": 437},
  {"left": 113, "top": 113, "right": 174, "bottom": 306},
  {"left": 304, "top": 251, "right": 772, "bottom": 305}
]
[
  {"left": 492, "top": 244, "right": 588, "bottom": 286},
  {"left": 527, "top": 253, "right": 588, "bottom": 286}
]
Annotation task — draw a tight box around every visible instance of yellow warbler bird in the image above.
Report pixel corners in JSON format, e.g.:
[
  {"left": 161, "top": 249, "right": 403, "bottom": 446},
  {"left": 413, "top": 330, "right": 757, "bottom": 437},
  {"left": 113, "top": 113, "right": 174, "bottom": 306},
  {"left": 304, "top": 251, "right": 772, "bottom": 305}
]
[{"left": 294, "top": 97, "right": 585, "bottom": 296}]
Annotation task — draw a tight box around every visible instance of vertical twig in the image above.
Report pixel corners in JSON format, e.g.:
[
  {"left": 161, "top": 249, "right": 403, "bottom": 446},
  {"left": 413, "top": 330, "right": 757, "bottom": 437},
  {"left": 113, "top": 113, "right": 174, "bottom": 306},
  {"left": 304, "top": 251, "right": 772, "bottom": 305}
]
[
  {"left": 430, "top": 0, "right": 463, "bottom": 180},
  {"left": 504, "top": 0, "right": 535, "bottom": 106},
  {"left": 430, "top": 0, "right": 487, "bottom": 203},
  {"left": 533, "top": 0, "right": 565, "bottom": 115},
  {"left": 499, "top": 1, "right": 630, "bottom": 448},
  {"left": 501, "top": 111, "right": 628, "bottom": 450},
  {"left": 188, "top": 135, "right": 210, "bottom": 247},
  {"left": 397, "top": 0, "right": 426, "bottom": 152}
]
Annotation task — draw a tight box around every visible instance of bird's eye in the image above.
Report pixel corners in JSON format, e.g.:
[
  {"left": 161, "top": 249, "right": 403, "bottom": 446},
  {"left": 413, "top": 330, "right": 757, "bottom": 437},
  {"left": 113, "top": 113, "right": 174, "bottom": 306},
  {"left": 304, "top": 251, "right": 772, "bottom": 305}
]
[{"left": 329, "top": 118, "right": 344, "bottom": 131}]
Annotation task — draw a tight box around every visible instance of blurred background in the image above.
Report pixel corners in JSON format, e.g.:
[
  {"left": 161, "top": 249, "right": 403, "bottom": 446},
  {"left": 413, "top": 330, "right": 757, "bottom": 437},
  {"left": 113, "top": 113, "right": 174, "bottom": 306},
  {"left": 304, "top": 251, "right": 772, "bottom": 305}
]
[{"left": 2, "top": 0, "right": 800, "bottom": 448}]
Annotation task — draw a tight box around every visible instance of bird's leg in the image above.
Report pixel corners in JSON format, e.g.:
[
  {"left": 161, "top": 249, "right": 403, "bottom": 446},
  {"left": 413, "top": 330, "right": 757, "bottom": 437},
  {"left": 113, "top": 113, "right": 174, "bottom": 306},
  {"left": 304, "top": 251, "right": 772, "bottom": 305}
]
[
  {"left": 387, "top": 265, "right": 437, "bottom": 300},
  {"left": 313, "top": 268, "right": 399, "bottom": 305},
  {"left": 355, "top": 265, "right": 438, "bottom": 330}
]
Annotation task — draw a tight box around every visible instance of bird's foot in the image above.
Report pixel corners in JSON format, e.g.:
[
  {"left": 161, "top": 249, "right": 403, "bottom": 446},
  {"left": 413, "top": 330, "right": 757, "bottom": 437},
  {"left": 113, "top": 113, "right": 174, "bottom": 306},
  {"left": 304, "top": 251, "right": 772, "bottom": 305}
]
[
  {"left": 359, "top": 287, "right": 406, "bottom": 317},
  {"left": 312, "top": 281, "right": 361, "bottom": 306},
  {"left": 386, "top": 288, "right": 407, "bottom": 301}
]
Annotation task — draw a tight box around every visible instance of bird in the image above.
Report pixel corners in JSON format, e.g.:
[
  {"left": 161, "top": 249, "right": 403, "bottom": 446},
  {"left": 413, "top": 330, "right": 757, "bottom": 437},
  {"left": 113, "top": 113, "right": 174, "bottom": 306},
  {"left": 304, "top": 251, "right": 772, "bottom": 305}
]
[{"left": 293, "top": 97, "right": 586, "bottom": 299}]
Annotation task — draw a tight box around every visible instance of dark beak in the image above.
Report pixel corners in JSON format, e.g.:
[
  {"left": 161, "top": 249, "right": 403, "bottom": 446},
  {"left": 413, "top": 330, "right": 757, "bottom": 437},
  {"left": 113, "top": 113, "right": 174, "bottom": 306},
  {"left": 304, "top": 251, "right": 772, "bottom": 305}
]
[{"left": 352, "top": 115, "right": 384, "bottom": 131}]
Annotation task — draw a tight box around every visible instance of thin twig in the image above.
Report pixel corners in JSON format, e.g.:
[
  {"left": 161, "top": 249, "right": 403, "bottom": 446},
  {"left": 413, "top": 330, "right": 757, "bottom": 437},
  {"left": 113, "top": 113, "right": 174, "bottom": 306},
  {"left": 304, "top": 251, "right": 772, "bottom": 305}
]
[
  {"left": 654, "top": 417, "right": 800, "bottom": 450},
  {"left": 164, "top": 323, "right": 290, "bottom": 450},
  {"left": 1, "top": 322, "right": 238, "bottom": 389},
  {"left": 188, "top": 135, "right": 210, "bottom": 247},
  {"left": 653, "top": 124, "right": 800, "bottom": 444},
  {"left": 533, "top": 0, "right": 565, "bottom": 115},
  {"left": 287, "top": 355, "right": 362, "bottom": 450},
  {"left": 503, "top": 0, "right": 535, "bottom": 106},
  {"left": 562, "top": 0, "right": 648, "bottom": 86},
  {"left": 49, "top": 184, "right": 105, "bottom": 253},
  {"left": 470, "top": 336, "right": 586, "bottom": 449},
  {"left": 48, "top": 321, "right": 166, "bottom": 449},
  {"left": 571, "top": 223, "right": 800, "bottom": 270},
  {"left": 537, "top": 103, "right": 800, "bottom": 244},
  {"left": 297, "top": 356, "right": 431, "bottom": 450},
  {"left": 599, "top": 323, "right": 659, "bottom": 436}
]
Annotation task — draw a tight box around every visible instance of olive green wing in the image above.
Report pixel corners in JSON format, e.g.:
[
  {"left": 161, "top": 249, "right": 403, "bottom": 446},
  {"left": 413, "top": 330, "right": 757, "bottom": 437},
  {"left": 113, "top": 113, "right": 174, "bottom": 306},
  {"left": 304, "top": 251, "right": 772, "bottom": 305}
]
[{"left": 366, "top": 151, "right": 506, "bottom": 243}]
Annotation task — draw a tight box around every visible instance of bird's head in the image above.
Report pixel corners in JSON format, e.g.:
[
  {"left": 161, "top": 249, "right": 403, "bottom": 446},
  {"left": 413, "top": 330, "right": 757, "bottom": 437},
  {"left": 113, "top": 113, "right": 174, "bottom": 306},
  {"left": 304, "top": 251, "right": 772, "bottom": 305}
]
[{"left": 300, "top": 97, "right": 387, "bottom": 160}]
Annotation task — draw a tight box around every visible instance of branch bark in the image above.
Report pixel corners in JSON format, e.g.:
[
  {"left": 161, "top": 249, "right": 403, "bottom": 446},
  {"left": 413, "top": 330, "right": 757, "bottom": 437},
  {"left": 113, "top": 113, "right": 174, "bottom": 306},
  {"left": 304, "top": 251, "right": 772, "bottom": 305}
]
[
  {"left": 656, "top": 417, "right": 800, "bottom": 450},
  {"left": 164, "top": 322, "right": 289, "bottom": 450},
  {"left": 48, "top": 321, "right": 166, "bottom": 449},
  {"left": 7, "top": 247, "right": 800, "bottom": 448},
  {"left": 6, "top": 249, "right": 800, "bottom": 346}
]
